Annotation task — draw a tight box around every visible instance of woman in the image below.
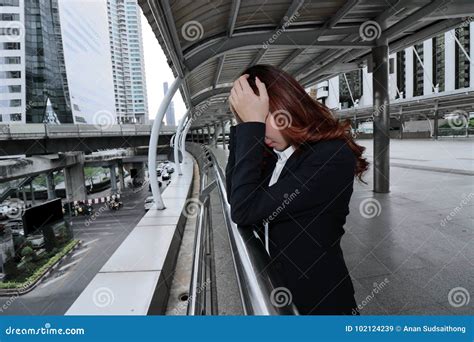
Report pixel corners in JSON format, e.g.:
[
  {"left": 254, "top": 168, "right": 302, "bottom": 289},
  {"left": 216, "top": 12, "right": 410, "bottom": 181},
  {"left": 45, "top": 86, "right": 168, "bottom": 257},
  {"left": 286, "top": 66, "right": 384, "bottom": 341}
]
[{"left": 225, "top": 64, "right": 368, "bottom": 315}]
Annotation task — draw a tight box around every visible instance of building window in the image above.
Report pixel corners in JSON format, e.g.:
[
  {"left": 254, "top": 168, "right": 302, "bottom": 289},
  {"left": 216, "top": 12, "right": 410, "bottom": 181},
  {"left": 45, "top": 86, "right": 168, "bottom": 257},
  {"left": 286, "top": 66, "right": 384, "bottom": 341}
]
[
  {"left": 455, "top": 24, "right": 470, "bottom": 89},
  {"left": 413, "top": 43, "right": 424, "bottom": 97},
  {"left": 0, "top": 0, "right": 20, "bottom": 6},
  {"left": 339, "top": 69, "right": 363, "bottom": 109},
  {"left": 0, "top": 13, "right": 20, "bottom": 20},
  {"left": 2, "top": 42, "right": 20, "bottom": 49},
  {"left": 396, "top": 50, "right": 406, "bottom": 99},
  {"left": 0, "top": 71, "right": 21, "bottom": 79},
  {"left": 432, "top": 34, "right": 445, "bottom": 92}
]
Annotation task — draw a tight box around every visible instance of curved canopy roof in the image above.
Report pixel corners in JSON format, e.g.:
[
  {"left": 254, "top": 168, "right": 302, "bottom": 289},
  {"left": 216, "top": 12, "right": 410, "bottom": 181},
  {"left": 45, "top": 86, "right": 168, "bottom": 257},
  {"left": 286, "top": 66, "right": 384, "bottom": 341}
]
[{"left": 139, "top": 0, "right": 473, "bottom": 127}]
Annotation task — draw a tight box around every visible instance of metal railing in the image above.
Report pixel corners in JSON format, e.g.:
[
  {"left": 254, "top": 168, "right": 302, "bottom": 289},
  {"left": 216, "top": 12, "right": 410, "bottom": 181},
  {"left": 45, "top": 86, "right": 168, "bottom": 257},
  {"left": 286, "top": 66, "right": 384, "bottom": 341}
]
[{"left": 187, "top": 144, "right": 299, "bottom": 315}]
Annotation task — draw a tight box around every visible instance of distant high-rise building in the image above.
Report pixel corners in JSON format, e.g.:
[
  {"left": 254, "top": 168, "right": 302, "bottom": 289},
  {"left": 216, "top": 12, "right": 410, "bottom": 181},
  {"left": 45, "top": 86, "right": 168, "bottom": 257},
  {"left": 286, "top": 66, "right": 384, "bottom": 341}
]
[
  {"left": 107, "top": 0, "right": 149, "bottom": 124},
  {"left": 0, "top": 0, "right": 73, "bottom": 123},
  {"left": 162, "top": 81, "right": 175, "bottom": 126},
  {"left": 317, "top": 21, "right": 473, "bottom": 110},
  {"left": 59, "top": 0, "right": 116, "bottom": 125}
]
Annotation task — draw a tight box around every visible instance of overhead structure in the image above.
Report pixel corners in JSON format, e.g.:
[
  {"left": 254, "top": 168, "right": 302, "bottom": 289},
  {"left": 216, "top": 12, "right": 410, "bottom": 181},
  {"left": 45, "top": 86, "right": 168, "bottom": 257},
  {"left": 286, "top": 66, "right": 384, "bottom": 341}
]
[{"left": 139, "top": 0, "right": 473, "bottom": 193}]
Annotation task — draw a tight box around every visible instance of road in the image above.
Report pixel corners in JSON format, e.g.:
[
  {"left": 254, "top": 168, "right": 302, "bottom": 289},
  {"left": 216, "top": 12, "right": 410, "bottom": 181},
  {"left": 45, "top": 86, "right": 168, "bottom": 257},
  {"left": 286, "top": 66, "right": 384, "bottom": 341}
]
[{"left": 0, "top": 171, "right": 173, "bottom": 315}]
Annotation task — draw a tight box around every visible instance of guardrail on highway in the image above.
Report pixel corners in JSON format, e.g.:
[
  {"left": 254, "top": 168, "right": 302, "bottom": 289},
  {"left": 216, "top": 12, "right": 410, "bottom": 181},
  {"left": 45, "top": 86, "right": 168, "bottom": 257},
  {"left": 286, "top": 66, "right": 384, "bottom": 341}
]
[{"left": 0, "top": 124, "right": 177, "bottom": 140}]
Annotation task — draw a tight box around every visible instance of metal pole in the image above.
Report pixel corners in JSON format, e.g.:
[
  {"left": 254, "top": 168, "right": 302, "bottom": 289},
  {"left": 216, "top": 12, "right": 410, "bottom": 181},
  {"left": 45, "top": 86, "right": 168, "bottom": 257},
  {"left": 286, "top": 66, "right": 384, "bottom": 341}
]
[
  {"left": 181, "top": 118, "right": 192, "bottom": 160},
  {"left": 175, "top": 110, "right": 190, "bottom": 176},
  {"left": 221, "top": 120, "right": 226, "bottom": 149},
  {"left": 372, "top": 44, "right": 390, "bottom": 193},
  {"left": 148, "top": 76, "right": 183, "bottom": 209}
]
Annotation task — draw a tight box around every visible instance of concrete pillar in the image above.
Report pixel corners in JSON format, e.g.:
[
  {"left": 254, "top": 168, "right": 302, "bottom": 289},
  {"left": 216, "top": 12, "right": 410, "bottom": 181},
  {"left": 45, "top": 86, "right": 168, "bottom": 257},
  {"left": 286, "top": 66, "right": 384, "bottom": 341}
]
[
  {"left": 29, "top": 182, "right": 35, "bottom": 205},
  {"left": 372, "top": 44, "right": 390, "bottom": 193},
  {"left": 207, "top": 125, "right": 211, "bottom": 144},
  {"left": 433, "top": 101, "right": 439, "bottom": 140},
  {"left": 64, "top": 157, "right": 87, "bottom": 202},
  {"left": 109, "top": 164, "right": 117, "bottom": 192},
  {"left": 191, "top": 130, "right": 194, "bottom": 142},
  {"left": 117, "top": 161, "right": 125, "bottom": 192},
  {"left": 22, "top": 187, "right": 27, "bottom": 205},
  {"left": 201, "top": 128, "right": 205, "bottom": 144},
  {"left": 46, "top": 172, "right": 56, "bottom": 199},
  {"left": 221, "top": 120, "right": 226, "bottom": 150},
  {"left": 132, "top": 162, "right": 146, "bottom": 184},
  {"left": 213, "top": 123, "right": 218, "bottom": 147}
]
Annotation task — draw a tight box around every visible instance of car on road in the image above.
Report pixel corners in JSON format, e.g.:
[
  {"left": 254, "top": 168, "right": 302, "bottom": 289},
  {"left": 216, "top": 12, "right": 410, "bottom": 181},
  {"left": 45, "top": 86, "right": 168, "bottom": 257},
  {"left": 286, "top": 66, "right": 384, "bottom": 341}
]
[
  {"left": 144, "top": 196, "right": 154, "bottom": 211},
  {"left": 162, "top": 171, "right": 170, "bottom": 181}
]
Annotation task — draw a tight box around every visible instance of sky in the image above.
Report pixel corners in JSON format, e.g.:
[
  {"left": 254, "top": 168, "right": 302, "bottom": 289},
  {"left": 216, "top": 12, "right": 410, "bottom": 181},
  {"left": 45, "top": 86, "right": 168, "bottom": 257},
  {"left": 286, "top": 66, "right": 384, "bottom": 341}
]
[{"left": 140, "top": 12, "right": 187, "bottom": 124}]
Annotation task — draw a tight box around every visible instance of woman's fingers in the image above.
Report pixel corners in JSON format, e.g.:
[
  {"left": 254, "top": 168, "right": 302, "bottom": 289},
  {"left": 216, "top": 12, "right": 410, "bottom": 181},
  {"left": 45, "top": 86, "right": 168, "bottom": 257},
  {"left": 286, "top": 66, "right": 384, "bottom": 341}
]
[
  {"left": 239, "top": 74, "right": 253, "bottom": 94},
  {"left": 255, "top": 76, "right": 268, "bottom": 100}
]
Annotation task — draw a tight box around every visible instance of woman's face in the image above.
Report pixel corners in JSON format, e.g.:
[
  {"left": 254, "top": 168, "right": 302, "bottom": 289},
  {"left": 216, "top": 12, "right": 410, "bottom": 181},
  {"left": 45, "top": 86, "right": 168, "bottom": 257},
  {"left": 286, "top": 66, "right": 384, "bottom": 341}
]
[{"left": 264, "top": 113, "right": 289, "bottom": 151}]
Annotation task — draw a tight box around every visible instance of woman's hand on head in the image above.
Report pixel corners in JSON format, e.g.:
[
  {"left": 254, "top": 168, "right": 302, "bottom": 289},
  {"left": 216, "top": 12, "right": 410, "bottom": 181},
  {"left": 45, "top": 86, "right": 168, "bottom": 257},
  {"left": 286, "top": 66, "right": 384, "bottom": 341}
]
[{"left": 229, "top": 74, "right": 269, "bottom": 123}]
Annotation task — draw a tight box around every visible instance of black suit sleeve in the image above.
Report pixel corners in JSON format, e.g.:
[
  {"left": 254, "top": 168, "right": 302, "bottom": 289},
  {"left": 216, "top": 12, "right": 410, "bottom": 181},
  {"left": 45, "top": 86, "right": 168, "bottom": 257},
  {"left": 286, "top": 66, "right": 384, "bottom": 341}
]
[
  {"left": 225, "top": 125, "right": 237, "bottom": 204},
  {"left": 229, "top": 122, "right": 355, "bottom": 226}
]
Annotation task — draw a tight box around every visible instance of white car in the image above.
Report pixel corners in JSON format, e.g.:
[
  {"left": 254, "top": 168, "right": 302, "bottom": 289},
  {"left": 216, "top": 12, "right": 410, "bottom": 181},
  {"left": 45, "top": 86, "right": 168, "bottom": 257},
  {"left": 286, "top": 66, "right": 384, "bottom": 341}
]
[{"left": 144, "top": 196, "right": 154, "bottom": 211}]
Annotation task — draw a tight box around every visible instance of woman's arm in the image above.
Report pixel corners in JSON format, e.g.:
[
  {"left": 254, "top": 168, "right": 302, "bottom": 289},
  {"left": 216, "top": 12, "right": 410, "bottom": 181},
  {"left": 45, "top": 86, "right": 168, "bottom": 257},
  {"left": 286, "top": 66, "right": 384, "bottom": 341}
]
[{"left": 229, "top": 122, "right": 355, "bottom": 226}]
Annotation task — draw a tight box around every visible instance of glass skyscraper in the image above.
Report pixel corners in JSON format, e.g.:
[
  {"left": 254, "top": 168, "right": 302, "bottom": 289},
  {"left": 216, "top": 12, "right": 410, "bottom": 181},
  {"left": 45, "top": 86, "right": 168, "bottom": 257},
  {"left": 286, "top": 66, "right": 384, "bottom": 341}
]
[
  {"left": 24, "top": 0, "right": 72, "bottom": 123},
  {"left": 0, "top": 0, "right": 72, "bottom": 123}
]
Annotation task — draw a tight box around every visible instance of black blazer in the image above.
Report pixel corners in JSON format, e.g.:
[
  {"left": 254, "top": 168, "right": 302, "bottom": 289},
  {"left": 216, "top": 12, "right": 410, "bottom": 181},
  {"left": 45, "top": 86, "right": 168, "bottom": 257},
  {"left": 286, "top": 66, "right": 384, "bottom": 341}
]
[{"left": 225, "top": 122, "right": 357, "bottom": 315}]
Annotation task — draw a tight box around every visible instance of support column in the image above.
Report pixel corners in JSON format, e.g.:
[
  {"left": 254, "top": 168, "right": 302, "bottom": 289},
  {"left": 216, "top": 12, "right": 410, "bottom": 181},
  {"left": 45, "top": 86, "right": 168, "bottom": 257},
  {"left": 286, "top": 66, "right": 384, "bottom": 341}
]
[
  {"left": 30, "top": 182, "right": 35, "bottom": 205},
  {"left": 117, "top": 161, "right": 125, "bottom": 192},
  {"left": 22, "top": 187, "right": 27, "bottom": 205},
  {"left": 213, "top": 123, "right": 218, "bottom": 147},
  {"left": 64, "top": 155, "right": 87, "bottom": 202},
  {"left": 220, "top": 120, "right": 226, "bottom": 150},
  {"left": 372, "top": 44, "right": 390, "bottom": 193},
  {"left": 109, "top": 164, "right": 118, "bottom": 193},
  {"left": 433, "top": 101, "right": 439, "bottom": 140},
  {"left": 191, "top": 130, "right": 194, "bottom": 142},
  {"left": 207, "top": 125, "right": 211, "bottom": 144},
  {"left": 132, "top": 162, "right": 146, "bottom": 184},
  {"left": 46, "top": 171, "right": 56, "bottom": 199},
  {"left": 201, "top": 128, "right": 205, "bottom": 144},
  {"left": 175, "top": 112, "right": 189, "bottom": 176}
]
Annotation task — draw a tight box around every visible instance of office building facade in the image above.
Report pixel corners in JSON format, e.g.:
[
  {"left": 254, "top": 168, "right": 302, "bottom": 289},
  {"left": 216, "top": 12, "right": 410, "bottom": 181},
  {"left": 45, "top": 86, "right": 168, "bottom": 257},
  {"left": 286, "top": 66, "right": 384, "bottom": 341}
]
[
  {"left": 316, "top": 21, "right": 474, "bottom": 111},
  {"left": 107, "top": 0, "right": 148, "bottom": 124},
  {"left": 0, "top": 0, "right": 72, "bottom": 123}
]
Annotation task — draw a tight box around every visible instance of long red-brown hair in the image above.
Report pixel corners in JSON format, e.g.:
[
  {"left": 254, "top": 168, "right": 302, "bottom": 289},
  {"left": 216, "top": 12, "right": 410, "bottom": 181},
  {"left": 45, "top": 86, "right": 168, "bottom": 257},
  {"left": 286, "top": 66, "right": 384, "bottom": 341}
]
[{"left": 238, "top": 64, "right": 369, "bottom": 182}]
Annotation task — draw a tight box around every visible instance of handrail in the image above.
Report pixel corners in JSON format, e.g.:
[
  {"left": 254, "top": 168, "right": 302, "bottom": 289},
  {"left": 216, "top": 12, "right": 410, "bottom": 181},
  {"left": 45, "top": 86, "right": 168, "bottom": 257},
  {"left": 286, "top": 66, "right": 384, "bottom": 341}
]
[{"left": 188, "top": 143, "right": 299, "bottom": 315}]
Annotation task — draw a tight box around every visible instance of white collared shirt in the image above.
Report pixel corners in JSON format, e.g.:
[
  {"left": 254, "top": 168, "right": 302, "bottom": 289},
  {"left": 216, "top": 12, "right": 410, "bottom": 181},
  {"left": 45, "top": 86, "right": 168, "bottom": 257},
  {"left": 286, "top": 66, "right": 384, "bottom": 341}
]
[{"left": 264, "top": 144, "right": 295, "bottom": 255}]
